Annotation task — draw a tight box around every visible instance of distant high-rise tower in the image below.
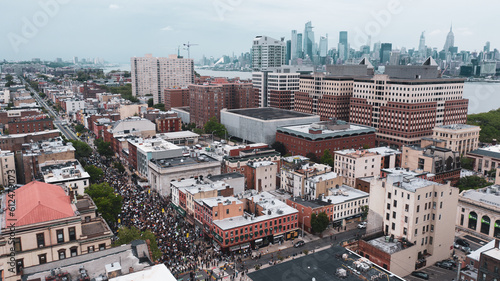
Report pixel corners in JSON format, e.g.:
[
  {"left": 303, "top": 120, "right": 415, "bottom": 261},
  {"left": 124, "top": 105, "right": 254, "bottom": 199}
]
[
  {"left": 291, "top": 30, "right": 298, "bottom": 61},
  {"left": 338, "top": 31, "right": 349, "bottom": 61},
  {"left": 319, "top": 35, "right": 328, "bottom": 59},
  {"left": 443, "top": 24, "right": 455, "bottom": 52},
  {"left": 418, "top": 31, "right": 426, "bottom": 58},
  {"left": 252, "top": 35, "right": 286, "bottom": 71},
  {"left": 303, "top": 21, "right": 315, "bottom": 60},
  {"left": 379, "top": 43, "right": 392, "bottom": 64},
  {"left": 286, "top": 40, "right": 292, "bottom": 65},
  {"left": 296, "top": 33, "right": 303, "bottom": 59},
  {"left": 484, "top": 41, "right": 491, "bottom": 53}
]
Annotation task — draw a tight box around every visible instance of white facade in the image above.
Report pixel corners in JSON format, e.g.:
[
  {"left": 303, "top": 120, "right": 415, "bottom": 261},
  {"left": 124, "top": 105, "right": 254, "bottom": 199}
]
[
  {"left": 131, "top": 54, "right": 194, "bottom": 104},
  {"left": 129, "top": 138, "right": 183, "bottom": 178},
  {"left": 334, "top": 147, "right": 399, "bottom": 187},
  {"left": 252, "top": 36, "right": 286, "bottom": 71},
  {"left": 65, "top": 99, "right": 85, "bottom": 115},
  {"left": 248, "top": 161, "right": 276, "bottom": 192},
  {"left": 0, "top": 150, "right": 16, "bottom": 187},
  {"left": 41, "top": 161, "right": 90, "bottom": 196},
  {"left": 432, "top": 124, "right": 481, "bottom": 156}
]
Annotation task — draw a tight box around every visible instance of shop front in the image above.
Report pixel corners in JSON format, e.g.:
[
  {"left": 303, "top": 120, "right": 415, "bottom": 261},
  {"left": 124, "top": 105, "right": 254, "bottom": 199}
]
[
  {"left": 285, "top": 230, "right": 299, "bottom": 240},
  {"left": 170, "top": 203, "right": 186, "bottom": 217}
]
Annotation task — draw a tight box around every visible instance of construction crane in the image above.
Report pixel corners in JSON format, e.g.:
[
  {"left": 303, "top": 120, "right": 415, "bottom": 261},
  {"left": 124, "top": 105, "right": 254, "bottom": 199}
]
[{"left": 183, "top": 41, "right": 198, "bottom": 59}]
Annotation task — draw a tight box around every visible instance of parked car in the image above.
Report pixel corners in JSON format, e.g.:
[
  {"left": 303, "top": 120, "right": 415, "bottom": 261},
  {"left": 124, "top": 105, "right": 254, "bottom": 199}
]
[
  {"left": 357, "top": 222, "right": 367, "bottom": 229},
  {"left": 411, "top": 271, "right": 429, "bottom": 280},
  {"left": 294, "top": 240, "right": 305, "bottom": 248},
  {"left": 435, "top": 261, "right": 454, "bottom": 270},
  {"left": 455, "top": 238, "right": 470, "bottom": 248}
]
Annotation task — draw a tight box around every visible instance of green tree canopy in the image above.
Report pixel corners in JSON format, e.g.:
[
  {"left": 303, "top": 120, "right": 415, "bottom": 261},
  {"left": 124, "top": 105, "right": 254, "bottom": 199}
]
[
  {"left": 153, "top": 103, "right": 165, "bottom": 110},
  {"left": 311, "top": 212, "right": 329, "bottom": 234},
  {"left": 100, "top": 84, "right": 138, "bottom": 103},
  {"left": 85, "top": 183, "right": 122, "bottom": 225},
  {"left": 84, "top": 165, "right": 104, "bottom": 184},
  {"left": 461, "top": 157, "right": 474, "bottom": 170},
  {"left": 305, "top": 152, "right": 319, "bottom": 163},
  {"left": 75, "top": 124, "right": 86, "bottom": 133},
  {"left": 69, "top": 139, "right": 92, "bottom": 160},
  {"left": 320, "top": 149, "right": 334, "bottom": 167},
  {"left": 271, "top": 141, "right": 287, "bottom": 156},
  {"left": 113, "top": 226, "right": 162, "bottom": 261},
  {"left": 456, "top": 175, "right": 493, "bottom": 192},
  {"left": 95, "top": 138, "right": 114, "bottom": 158},
  {"left": 467, "top": 108, "right": 500, "bottom": 143},
  {"left": 113, "top": 161, "right": 125, "bottom": 173},
  {"left": 204, "top": 116, "right": 227, "bottom": 138},
  {"left": 147, "top": 98, "right": 154, "bottom": 107}
]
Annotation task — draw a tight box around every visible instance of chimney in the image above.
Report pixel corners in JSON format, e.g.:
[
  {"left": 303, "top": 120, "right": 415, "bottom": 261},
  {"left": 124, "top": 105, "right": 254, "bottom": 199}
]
[{"left": 496, "top": 239, "right": 500, "bottom": 249}]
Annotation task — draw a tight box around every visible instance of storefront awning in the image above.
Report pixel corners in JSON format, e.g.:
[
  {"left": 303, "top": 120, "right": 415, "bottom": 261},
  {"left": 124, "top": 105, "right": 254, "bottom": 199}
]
[
  {"left": 240, "top": 242, "right": 250, "bottom": 249},
  {"left": 255, "top": 238, "right": 263, "bottom": 243},
  {"left": 230, "top": 245, "right": 240, "bottom": 251}
]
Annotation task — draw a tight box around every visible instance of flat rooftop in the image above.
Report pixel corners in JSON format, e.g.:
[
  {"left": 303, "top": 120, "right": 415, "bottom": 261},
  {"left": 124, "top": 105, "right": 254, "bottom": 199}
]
[
  {"left": 390, "top": 175, "right": 439, "bottom": 192},
  {"left": 150, "top": 154, "right": 219, "bottom": 169},
  {"left": 436, "top": 124, "right": 479, "bottom": 130},
  {"left": 278, "top": 123, "right": 376, "bottom": 140},
  {"left": 460, "top": 185, "right": 500, "bottom": 209},
  {"left": 469, "top": 145, "right": 500, "bottom": 159},
  {"left": 207, "top": 172, "right": 244, "bottom": 181},
  {"left": 367, "top": 236, "right": 412, "bottom": 255},
  {"left": 225, "top": 107, "right": 315, "bottom": 120},
  {"left": 324, "top": 185, "right": 369, "bottom": 204},
  {"left": 248, "top": 246, "right": 404, "bottom": 281},
  {"left": 41, "top": 160, "right": 90, "bottom": 182},
  {"left": 336, "top": 147, "right": 400, "bottom": 157}
]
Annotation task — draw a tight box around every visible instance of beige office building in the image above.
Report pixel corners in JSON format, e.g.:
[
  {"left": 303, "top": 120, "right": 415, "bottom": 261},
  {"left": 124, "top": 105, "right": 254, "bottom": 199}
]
[
  {"left": 360, "top": 174, "right": 458, "bottom": 276},
  {"left": 431, "top": 124, "right": 480, "bottom": 156},
  {"left": 131, "top": 54, "right": 194, "bottom": 104}
]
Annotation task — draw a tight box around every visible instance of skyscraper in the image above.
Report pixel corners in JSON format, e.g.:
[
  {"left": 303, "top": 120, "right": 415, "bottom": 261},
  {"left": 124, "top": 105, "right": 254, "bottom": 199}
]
[
  {"left": 484, "top": 41, "right": 491, "bottom": 53},
  {"left": 286, "top": 40, "right": 291, "bottom": 65},
  {"left": 303, "top": 21, "right": 315, "bottom": 60},
  {"left": 443, "top": 24, "right": 455, "bottom": 52},
  {"left": 319, "top": 35, "right": 328, "bottom": 64},
  {"left": 252, "top": 35, "right": 286, "bottom": 71},
  {"left": 418, "top": 31, "right": 426, "bottom": 58},
  {"left": 131, "top": 54, "right": 194, "bottom": 104},
  {"left": 379, "top": 43, "right": 392, "bottom": 64},
  {"left": 296, "top": 33, "right": 303, "bottom": 59},
  {"left": 338, "top": 31, "right": 348, "bottom": 61},
  {"left": 291, "top": 30, "right": 298, "bottom": 61}
]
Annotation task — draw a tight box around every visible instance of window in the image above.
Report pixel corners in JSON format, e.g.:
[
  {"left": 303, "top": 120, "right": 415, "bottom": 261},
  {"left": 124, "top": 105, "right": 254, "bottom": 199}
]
[
  {"left": 37, "top": 233, "right": 45, "bottom": 248},
  {"left": 58, "top": 249, "right": 66, "bottom": 260},
  {"left": 99, "top": 243, "right": 106, "bottom": 251},
  {"left": 391, "top": 223, "right": 395, "bottom": 230},
  {"left": 386, "top": 213, "right": 390, "bottom": 220},
  {"left": 69, "top": 227, "right": 76, "bottom": 241},
  {"left": 388, "top": 192, "right": 391, "bottom": 199},
  {"left": 440, "top": 202, "right": 443, "bottom": 209},
  {"left": 38, "top": 254, "right": 47, "bottom": 265},
  {"left": 70, "top": 247, "right": 78, "bottom": 257},
  {"left": 393, "top": 200, "right": 397, "bottom": 207},
  {"left": 405, "top": 216, "right": 408, "bottom": 223},
  {"left": 226, "top": 209, "right": 229, "bottom": 214},
  {"left": 416, "top": 205, "right": 420, "bottom": 212},
  {"left": 88, "top": 246, "right": 95, "bottom": 253},
  {"left": 16, "top": 259, "right": 24, "bottom": 275},
  {"left": 14, "top": 238, "right": 22, "bottom": 252},
  {"left": 392, "top": 212, "right": 396, "bottom": 219},
  {"left": 387, "top": 203, "right": 390, "bottom": 210},
  {"left": 57, "top": 229, "right": 64, "bottom": 243}
]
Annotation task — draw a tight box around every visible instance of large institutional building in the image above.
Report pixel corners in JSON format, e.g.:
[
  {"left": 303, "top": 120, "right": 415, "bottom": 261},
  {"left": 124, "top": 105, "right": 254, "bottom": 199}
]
[
  {"left": 131, "top": 54, "right": 194, "bottom": 104},
  {"left": 350, "top": 61, "right": 468, "bottom": 148}
]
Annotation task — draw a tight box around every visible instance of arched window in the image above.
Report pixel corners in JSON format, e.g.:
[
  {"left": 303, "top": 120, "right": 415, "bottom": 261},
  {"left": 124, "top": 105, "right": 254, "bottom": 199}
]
[
  {"left": 468, "top": 212, "right": 478, "bottom": 230},
  {"left": 481, "top": 215, "right": 491, "bottom": 235}
]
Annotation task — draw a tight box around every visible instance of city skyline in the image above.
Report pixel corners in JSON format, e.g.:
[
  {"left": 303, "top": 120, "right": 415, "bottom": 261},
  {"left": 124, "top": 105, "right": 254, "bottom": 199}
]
[{"left": 1, "top": 0, "right": 498, "bottom": 63}]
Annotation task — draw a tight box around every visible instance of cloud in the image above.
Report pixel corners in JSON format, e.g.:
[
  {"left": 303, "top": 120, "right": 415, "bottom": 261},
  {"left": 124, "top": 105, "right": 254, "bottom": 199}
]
[
  {"left": 109, "top": 4, "right": 120, "bottom": 10},
  {"left": 161, "top": 26, "right": 174, "bottom": 31},
  {"left": 428, "top": 29, "right": 442, "bottom": 36},
  {"left": 456, "top": 27, "right": 473, "bottom": 36}
]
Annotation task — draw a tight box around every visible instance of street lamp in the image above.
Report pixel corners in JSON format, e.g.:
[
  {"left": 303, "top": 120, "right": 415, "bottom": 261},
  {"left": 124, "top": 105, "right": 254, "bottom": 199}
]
[{"left": 302, "top": 216, "right": 310, "bottom": 238}]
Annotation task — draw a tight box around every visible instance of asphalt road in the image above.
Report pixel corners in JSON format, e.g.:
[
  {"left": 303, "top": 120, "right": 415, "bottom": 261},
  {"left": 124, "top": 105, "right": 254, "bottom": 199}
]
[{"left": 21, "top": 77, "right": 78, "bottom": 140}]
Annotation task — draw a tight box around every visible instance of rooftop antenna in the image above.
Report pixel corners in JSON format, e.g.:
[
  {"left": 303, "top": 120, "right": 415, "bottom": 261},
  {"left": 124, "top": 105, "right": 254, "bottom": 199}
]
[{"left": 183, "top": 41, "right": 199, "bottom": 59}]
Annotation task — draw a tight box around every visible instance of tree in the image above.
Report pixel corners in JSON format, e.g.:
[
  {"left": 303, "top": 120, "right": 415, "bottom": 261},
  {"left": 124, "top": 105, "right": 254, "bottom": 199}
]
[
  {"left": 153, "top": 103, "right": 165, "bottom": 110},
  {"left": 310, "top": 212, "right": 329, "bottom": 234},
  {"left": 467, "top": 108, "right": 500, "bottom": 143},
  {"left": 320, "top": 149, "right": 334, "bottom": 167},
  {"left": 305, "top": 152, "right": 319, "bottom": 163},
  {"left": 69, "top": 139, "right": 92, "bottom": 160},
  {"left": 360, "top": 205, "right": 369, "bottom": 220},
  {"left": 271, "top": 141, "right": 287, "bottom": 156},
  {"left": 84, "top": 165, "right": 104, "bottom": 184},
  {"left": 204, "top": 117, "right": 227, "bottom": 138},
  {"left": 147, "top": 98, "right": 154, "bottom": 107},
  {"left": 113, "top": 226, "right": 162, "bottom": 261},
  {"left": 95, "top": 138, "right": 114, "bottom": 158},
  {"left": 363, "top": 144, "right": 371, "bottom": 149},
  {"left": 182, "top": 123, "right": 197, "bottom": 131},
  {"left": 456, "top": 175, "right": 493, "bottom": 192},
  {"left": 461, "top": 157, "right": 474, "bottom": 170},
  {"left": 85, "top": 183, "right": 122, "bottom": 226},
  {"left": 75, "top": 124, "right": 86, "bottom": 133},
  {"left": 113, "top": 161, "right": 125, "bottom": 173}
]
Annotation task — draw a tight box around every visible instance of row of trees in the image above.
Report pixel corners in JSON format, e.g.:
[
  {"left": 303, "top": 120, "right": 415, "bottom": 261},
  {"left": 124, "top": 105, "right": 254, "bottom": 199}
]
[
  {"left": 100, "top": 84, "right": 138, "bottom": 103},
  {"left": 271, "top": 141, "right": 336, "bottom": 167},
  {"left": 467, "top": 108, "right": 500, "bottom": 143}
]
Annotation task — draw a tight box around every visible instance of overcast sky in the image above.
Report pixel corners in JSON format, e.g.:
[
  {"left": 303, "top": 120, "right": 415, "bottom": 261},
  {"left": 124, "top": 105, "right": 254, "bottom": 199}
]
[{"left": 1, "top": 0, "right": 498, "bottom": 63}]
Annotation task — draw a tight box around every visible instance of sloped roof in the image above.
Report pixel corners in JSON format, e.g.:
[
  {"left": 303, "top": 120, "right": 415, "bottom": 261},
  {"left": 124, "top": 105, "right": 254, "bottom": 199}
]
[{"left": 14, "top": 181, "right": 75, "bottom": 226}]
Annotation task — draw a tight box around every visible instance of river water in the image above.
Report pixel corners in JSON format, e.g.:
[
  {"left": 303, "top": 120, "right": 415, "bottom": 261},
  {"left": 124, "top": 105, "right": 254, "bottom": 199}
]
[{"left": 105, "top": 65, "right": 499, "bottom": 114}]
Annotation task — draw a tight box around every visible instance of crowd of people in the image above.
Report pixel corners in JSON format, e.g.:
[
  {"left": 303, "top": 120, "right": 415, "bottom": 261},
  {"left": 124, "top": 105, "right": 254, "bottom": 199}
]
[{"left": 85, "top": 143, "right": 239, "bottom": 278}]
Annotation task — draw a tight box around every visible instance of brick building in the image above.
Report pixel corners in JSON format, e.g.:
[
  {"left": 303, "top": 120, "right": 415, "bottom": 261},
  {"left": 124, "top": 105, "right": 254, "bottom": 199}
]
[
  {"left": 0, "top": 130, "right": 60, "bottom": 152},
  {"left": 189, "top": 83, "right": 256, "bottom": 128},
  {"left": 7, "top": 114, "right": 54, "bottom": 134},
  {"left": 350, "top": 71, "right": 468, "bottom": 148},
  {"left": 276, "top": 119, "right": 376, "bottom": 159},
  {"left": 164, "top": 88, "right": 190, "bottom": 110},
  {"left": 268, "top": 90, "right": 294, "bottom": 110}
]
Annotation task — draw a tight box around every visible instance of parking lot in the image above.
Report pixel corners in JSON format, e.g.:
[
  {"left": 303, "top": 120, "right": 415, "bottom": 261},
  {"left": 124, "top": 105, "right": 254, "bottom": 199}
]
[{"left": 404, "top": 264, "right": 458, "bottom": 281}]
